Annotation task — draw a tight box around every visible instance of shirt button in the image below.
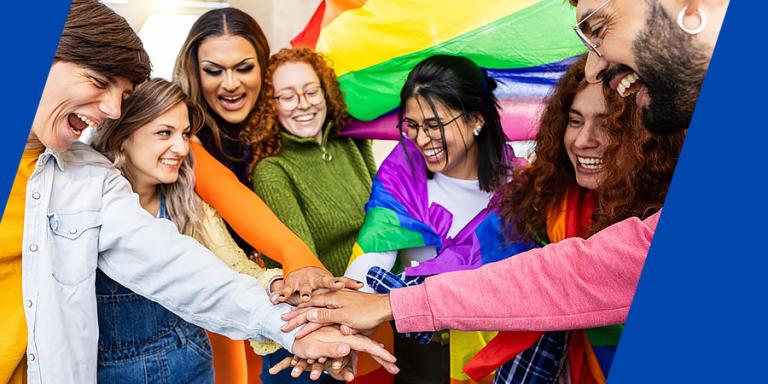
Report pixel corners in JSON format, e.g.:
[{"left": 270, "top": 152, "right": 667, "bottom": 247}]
[
  {"left": 31, "top": 192, "right": 41, "bottom": 199},
  {"left": 28, "top": 353, "right": 35, "bottom": 362},
  {"left": 29, "top": 244, "right": 38, "bottom": 252},
  {"left": 69, "top": 228, "right": 77, "bottom": 235},
  {"left": 25, "top": 300, "right": 33, "bottom": 308}
]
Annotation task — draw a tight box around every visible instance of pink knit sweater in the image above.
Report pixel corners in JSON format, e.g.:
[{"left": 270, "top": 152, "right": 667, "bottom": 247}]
[{"left": 390, "top": 211, "right": 660, "bottom": 333}]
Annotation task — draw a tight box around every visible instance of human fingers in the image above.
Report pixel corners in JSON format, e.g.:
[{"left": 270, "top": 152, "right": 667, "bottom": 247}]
[
  {"left": 371, "top": 354, "right": 400, "bottom": 375},
  {"left": 309, "top": 362, "right": 324, "bottom": 380},
  {"left": 341, "top": 334, "right": 396, "bottom": 364},
  {"left": 268, "top": 356, "right": 294, "bottom": 375},
  {"left": 291, "top": 359, "right": 309, "bottom": 378},
  {"left": 294, "top": 322, "right": 325, "bottom": 339}
]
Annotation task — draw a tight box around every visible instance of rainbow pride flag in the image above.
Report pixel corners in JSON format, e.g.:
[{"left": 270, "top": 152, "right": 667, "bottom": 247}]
[{"left": 292, "top": 0, "right": 586, "bottom": 141}]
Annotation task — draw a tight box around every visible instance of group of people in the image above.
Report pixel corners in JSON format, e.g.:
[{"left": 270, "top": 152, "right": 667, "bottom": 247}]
[{"left": 0, "top": 0, "right": 727, "bottom": 384}]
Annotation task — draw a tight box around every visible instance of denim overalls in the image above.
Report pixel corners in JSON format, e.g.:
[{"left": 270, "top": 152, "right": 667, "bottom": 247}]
[{"left": 95, "top": 198, "right": 214, "bottom": 384}]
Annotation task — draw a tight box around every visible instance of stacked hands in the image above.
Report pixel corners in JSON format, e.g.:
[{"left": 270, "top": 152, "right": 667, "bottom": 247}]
[{"left": 269, "top": 268, "right": 398, "bottom": 381}]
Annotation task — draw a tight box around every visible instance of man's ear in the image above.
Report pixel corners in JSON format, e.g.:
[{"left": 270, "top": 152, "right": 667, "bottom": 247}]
[{"left": 684, "top": 0, "right": 704, "bottom": 16}]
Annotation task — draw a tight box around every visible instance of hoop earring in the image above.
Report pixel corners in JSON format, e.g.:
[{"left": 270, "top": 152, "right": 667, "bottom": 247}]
[
  {"left": 677, "top": 6, "right": 707, "bottom": 35},
  {"left": 473, "top": 127, "right": 482, "bottom": 136}
]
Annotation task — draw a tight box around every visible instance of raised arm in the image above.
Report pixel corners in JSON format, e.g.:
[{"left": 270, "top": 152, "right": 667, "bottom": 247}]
[
  {"left": 191, "top": 141, "right": 324, "bottom": 275},
  {"left": 283, "top": 212, "right": 659, "bottom": 334},
  {"left": 391, "top": 212, "right": 659, "bottom": 332}
]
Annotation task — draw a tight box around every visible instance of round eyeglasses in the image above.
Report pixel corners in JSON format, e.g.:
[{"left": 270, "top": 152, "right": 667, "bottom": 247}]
[
  {"left": 274, "top": 87, "right": 324, "bottom": 110},
  {"left": 403, "top": 113, "right": 464, "bottom": 141}
]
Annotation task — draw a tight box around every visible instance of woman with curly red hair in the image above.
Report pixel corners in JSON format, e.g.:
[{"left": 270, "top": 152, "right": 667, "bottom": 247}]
[
  {"left": 466, "top": 55, "right": 686, "bottom": 384},
  {"left": 247, "top": 47, "right": 377, "bottom": 384}
]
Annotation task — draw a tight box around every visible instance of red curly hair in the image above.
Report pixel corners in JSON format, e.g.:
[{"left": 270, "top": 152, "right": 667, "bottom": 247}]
[
  {"left": 500, "top": 55, "right": 686, "bottom": 239},
  {"left": 242, "top": 47, "right": 349, "bottom": 174}
]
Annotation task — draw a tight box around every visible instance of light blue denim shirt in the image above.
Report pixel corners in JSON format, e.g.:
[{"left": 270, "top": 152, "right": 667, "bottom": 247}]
[{"left": 21, "top": 142, "right": 297, "bottom": 384}]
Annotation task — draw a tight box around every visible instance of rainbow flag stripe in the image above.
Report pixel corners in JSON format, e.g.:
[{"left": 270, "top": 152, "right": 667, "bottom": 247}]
[{"left": 293, "top": 0, "right": 586, "bottom": 141}]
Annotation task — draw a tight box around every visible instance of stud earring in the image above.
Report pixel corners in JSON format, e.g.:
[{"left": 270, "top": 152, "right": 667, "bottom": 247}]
[{"left": 473, "top": 126, "right": 482, "bottom": 136}]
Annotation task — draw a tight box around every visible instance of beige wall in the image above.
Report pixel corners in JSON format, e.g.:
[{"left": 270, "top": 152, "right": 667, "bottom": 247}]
[
  {"left": 106, "top": 0, "right": 395, "bottom": 165},
  {"left": 107, "top": 0, "right": 321, "bottom": 53}
]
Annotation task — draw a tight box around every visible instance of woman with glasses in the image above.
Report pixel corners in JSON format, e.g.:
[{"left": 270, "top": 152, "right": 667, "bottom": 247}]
[
  {"left": 343, "top": 54, "right": 513, "bottom": 384},
  {"left": 246, "top": 47, "right": 376, "bottom": 384},
  {"left": 173, "top": 10, "right": 355, "bottom": 384}
]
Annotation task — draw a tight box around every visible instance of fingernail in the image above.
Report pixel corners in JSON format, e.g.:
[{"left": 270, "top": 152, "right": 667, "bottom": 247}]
[
  {"left": 270, "top": 294, "right": 280, "bottom": 303},
  {"left": 292, "top": 368, "right": 301, "bottom": 375},
  {"left": 333, "top": 362, "right": 342, "bottom": 369},
  {"left": 338, "top": 344, "right": 350, "bottom": 354},
  {"left": 307, "top": 310, "right": 317, "bottom": 321}
]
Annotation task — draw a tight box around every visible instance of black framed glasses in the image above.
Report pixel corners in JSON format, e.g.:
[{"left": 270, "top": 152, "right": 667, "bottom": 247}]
[
  {"left": 274, "top": 86, "right": 324, "bottom": 110},
  {"left": 572, "top": 0, "right": 611, "bottom": 57},
  {"left": 403, "top": 113, "right": 464, "bottom": 141}
]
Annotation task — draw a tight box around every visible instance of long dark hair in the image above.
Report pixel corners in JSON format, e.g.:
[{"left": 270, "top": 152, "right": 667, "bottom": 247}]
[
  {"left": 173, "top": 7, "right": 269, "bottom": 166},
  {"left": 397, "top": 55, "right": 508, "bottom": 192}
]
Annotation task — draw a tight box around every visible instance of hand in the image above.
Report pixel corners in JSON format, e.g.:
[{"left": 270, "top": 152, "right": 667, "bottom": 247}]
[
  {"left": 290, "top": 326, "right": 399, "bottom": 375},
  {"left": 281, "top": 289, "right": 393, "bottom": 336},
  {"left": 280, "top": 267, "right": 364, "bottom": 303},
  {"left": 269, "top": 353, "right": 358, "bottom": 381}
]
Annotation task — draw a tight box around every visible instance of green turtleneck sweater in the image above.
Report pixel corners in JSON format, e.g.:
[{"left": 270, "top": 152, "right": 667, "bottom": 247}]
[{"left": 252, "top": 127, "right": 376, "bottom": 276}]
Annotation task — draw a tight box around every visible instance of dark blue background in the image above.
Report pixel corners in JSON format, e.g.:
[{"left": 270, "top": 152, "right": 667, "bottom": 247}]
[
  {"left": 0, "top": 1, "right": 761, "bottom": 383},
  {"left": 0, "top": 2, "right": 69, "bottom": 209}
]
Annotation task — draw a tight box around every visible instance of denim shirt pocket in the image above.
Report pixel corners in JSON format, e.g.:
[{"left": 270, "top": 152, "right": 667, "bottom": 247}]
[{"left": 47, "top": 209, "right": 103, "bottom": 286}]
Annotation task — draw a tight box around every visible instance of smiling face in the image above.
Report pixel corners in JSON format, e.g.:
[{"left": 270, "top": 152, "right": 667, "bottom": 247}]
[
  {"left": 122, "top": 102, "right": 191, "bottom": 194},
  {"left": 564, "top": 83, "right": 609, "bottom": 190},
  {"left": 198, "top": 34, "right": 261, "bottom": 125},
  {"left": 403, "top": 95, "right": 481, "bottom": 179},
  {"left": 574, "top": 0, "right": 724, "bottom": 134},
  {"left": 272, "top": 61, "right": 327, "bottom": 142},
  {"left": 30, "top": 61, "right": 133, "bottom": 151}
]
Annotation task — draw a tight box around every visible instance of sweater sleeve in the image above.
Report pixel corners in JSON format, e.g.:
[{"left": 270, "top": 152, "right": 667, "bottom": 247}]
[
  {"left": 251, "top": 159, "right": 318, "bottom": 259},
  {"left": 191, "top": 141, "right": 324, "bottom": 275},
  {"left": 354, "top": 139, "right": 378, "bottom": 178},
  {"left": 391, "top": 211, "right": 660, "bottom": 333}
]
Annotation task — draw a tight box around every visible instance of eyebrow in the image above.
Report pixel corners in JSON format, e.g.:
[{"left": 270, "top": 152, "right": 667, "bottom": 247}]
[
  {"left": 276, "top": 81, "right": 321, "bottom": 94},
  {"left": 569, "top": 108, "right": 608, "bottom": 118},
  {"left": 201, "top": 57, "right": 257, "bottom": 67},
  {"left": 577, "top": 9, "right": 607, "bottom": 33}
]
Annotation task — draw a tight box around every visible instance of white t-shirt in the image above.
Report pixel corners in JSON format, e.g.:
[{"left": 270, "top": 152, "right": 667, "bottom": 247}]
[{"left": 345, "top": 172, "right": 492, "bottom": 292}]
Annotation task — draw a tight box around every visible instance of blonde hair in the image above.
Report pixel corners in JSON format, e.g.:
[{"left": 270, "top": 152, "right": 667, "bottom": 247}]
[{"left": 91, "top": 78, "right": 210, "bottom": 246}]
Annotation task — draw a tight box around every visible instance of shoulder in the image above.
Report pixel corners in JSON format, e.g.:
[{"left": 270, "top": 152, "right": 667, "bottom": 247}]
[{"left": 56, "top": 142, "right": 121, "bottom": 179}]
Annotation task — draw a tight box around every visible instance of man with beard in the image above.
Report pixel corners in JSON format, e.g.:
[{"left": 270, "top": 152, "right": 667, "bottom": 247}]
[{"left": 278, "top": 0, "right": 730, "bottom": 339}]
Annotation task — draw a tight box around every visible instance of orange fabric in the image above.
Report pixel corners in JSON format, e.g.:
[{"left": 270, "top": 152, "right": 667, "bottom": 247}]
[
  {"left": 244, "top": 343, "right": 263, "bottom": 383},
  {"left": 568, "top": 331, "right": 599, "bottom": 384},
  {"left": 208, "top": 332, "right": 248, "bottom": 384},
  {"left": 349, "top": 324, "right": 394, "bottom": 384},
  {"left": 583, "top": 335, "right": 606, "bottom": 384},
  {"left": 0, "top": 148, "right": 41, "bottom": 384},
  {"left": 207, "top": 332, "right": 264, "bottom": 384},
  {"left": 191, "top": 142, "right": 325, "bottom": 275}
]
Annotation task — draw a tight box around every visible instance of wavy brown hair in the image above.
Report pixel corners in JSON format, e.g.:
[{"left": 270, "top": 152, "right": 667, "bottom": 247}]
[
  {"left": 243, "top": 47, "right": 349, "bottom": 173},
  {"left": 500, "top": 55, "right": 686, "bottom": 240},
  {"left": 91, "top": 79, "right": 210, "bottom": 247}
]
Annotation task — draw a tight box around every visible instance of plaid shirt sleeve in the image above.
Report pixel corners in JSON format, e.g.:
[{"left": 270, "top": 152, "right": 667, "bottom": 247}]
[{"left": 366, "top": 266, "right": 433, "bottom": 344}]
